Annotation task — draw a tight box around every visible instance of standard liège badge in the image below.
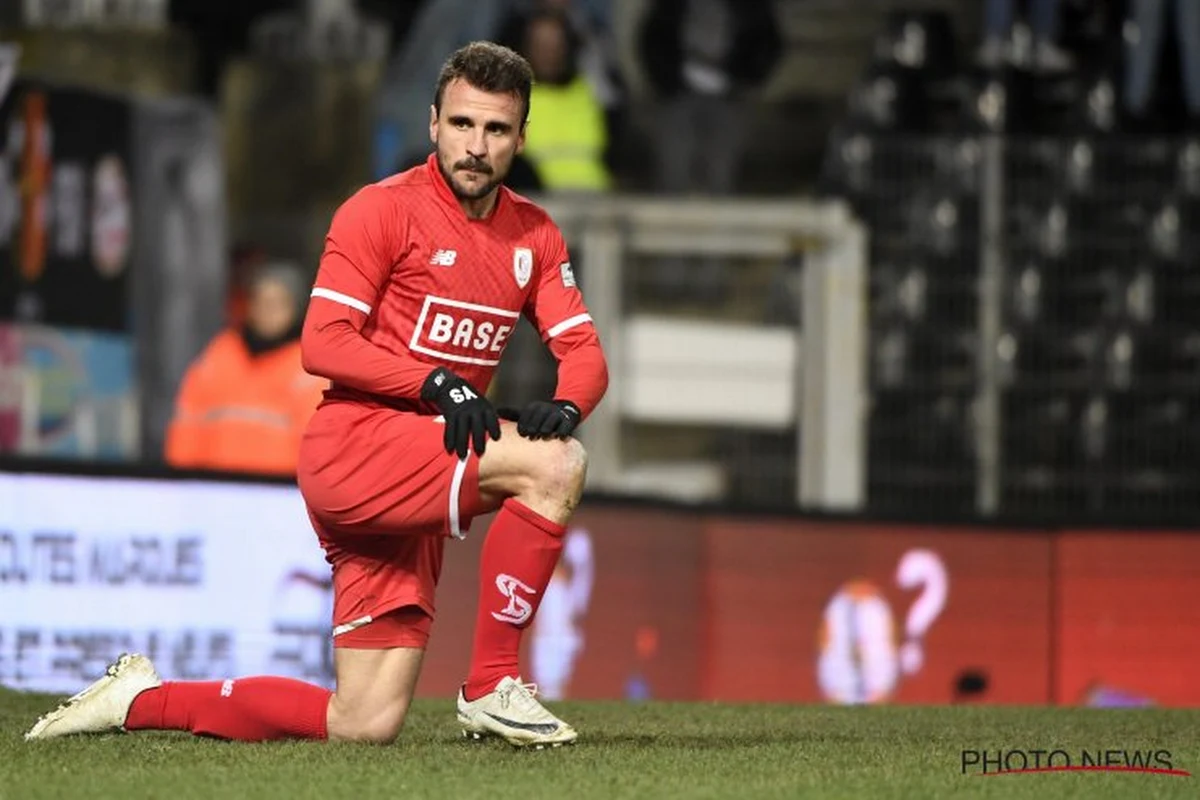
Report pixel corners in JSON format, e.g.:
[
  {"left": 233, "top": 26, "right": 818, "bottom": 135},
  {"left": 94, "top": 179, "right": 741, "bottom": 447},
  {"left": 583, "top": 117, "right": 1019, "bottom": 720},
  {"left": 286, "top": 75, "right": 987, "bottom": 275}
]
[{"left": 513, "top": 247, "right": 532, "bottom": 288}]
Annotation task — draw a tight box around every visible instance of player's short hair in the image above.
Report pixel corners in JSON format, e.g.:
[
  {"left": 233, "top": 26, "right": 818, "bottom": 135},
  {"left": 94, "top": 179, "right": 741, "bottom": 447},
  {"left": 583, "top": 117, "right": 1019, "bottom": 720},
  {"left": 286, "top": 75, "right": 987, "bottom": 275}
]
[{"left": 434, "top": 41, "right": 533, "bottom": 128}]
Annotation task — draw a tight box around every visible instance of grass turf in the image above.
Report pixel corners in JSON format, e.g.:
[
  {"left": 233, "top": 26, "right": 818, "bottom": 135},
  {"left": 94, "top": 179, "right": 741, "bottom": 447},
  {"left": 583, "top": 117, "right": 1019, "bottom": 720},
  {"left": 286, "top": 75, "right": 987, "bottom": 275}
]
[{"left": 3, "top": 687, "right": 1198, "bottom": 799}]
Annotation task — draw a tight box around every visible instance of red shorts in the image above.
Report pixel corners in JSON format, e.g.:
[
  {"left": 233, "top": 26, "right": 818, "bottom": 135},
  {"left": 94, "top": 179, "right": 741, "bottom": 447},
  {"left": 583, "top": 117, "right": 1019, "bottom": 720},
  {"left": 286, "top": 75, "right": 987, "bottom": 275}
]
[{"left": 297, "top": 400, "right": 492, "bottom": 648}]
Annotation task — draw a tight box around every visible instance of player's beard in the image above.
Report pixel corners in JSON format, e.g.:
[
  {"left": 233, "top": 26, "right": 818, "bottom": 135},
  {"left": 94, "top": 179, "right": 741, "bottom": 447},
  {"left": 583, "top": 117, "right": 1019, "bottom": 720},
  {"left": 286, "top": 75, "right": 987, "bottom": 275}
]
[{"left": 439, "top": 154, "right": 505, "bottom": 201}]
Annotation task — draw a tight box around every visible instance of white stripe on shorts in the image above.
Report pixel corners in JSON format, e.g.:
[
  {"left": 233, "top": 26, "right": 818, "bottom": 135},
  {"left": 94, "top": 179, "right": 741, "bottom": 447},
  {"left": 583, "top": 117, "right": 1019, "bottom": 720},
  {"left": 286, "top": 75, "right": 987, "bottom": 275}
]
[
  {"left": 332, "top": 614, "right": 373, "bottom": 637},
  {"left": 449, "top": 456, "right": 469, "bottom": 540}
]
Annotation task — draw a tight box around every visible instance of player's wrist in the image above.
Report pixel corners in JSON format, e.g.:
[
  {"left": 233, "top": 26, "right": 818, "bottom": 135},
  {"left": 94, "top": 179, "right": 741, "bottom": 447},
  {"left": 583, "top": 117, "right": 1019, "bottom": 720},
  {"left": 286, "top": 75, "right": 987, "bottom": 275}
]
[
  {"left": 516, "top": 398, "right": 582, "bottom": 439},
  {"left": 552, "top": 399, "right": 581, "bottom": 419},
  {"left": 422, "top": 366, "right": 500, "bottom": 457},
  {"left": 420, "top": 366, "right": 460, "bottom": 406}
]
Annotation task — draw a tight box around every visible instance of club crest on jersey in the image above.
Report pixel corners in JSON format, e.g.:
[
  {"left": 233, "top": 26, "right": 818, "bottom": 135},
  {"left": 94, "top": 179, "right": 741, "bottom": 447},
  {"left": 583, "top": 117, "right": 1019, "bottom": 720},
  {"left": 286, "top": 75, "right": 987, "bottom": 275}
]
[{"left": 513, "top": 247, "right": 533, "bottom": 288}]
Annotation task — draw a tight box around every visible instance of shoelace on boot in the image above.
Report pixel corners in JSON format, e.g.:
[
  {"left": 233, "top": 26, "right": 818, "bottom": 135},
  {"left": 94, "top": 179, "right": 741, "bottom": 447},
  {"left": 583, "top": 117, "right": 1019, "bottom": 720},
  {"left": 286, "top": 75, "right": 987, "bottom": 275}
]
[{"left": 497, "top": 681, "right": 556, "bottom": 722}]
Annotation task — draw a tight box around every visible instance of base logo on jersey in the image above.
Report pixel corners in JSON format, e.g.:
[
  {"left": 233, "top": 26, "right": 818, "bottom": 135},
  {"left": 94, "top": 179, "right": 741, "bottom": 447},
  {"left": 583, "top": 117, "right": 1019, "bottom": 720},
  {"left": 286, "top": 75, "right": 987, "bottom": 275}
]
[
  {"left": 514, "top": 247, "right": 533, "bottom": 288},
  {"left": 409, "top": 295, "right": 520, "bottom": 366}
]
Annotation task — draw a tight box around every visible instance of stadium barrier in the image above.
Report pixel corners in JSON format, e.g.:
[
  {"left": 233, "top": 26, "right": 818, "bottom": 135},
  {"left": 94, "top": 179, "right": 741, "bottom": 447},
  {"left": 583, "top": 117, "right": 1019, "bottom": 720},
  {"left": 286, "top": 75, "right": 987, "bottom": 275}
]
[{"left": 1, "top": 465, "right": 1196, "bottom": 707}]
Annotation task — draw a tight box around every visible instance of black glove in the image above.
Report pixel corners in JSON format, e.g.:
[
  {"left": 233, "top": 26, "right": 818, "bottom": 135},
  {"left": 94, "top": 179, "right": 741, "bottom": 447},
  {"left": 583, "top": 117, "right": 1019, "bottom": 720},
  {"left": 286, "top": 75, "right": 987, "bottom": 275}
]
[
  {"left": 515, "top": 399, "right": 581, "bottom": 440},
  {"left": 421, "top": 367, "right": 500, "bottom": 459}
]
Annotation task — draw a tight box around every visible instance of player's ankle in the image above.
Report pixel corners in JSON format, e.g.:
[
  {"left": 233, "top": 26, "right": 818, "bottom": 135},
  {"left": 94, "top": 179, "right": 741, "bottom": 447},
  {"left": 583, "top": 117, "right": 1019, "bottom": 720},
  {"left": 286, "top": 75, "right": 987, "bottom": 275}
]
[{"left": 463, "top": 674, "right": 511, "bottom": 701}]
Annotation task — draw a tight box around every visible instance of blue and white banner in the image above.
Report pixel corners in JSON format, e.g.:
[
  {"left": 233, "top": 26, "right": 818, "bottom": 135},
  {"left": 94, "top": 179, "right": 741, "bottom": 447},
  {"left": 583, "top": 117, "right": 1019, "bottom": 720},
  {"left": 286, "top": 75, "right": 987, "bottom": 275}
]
[{"left": 0, "top": 472, "right": 333, "bottom": 693}]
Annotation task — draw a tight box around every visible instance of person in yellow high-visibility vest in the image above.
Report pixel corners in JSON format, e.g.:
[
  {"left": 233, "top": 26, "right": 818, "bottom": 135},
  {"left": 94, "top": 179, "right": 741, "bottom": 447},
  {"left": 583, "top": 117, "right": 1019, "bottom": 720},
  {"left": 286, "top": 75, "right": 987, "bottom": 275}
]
[{"left": 517, "top": 8, "right": 611, "bottom": 192}]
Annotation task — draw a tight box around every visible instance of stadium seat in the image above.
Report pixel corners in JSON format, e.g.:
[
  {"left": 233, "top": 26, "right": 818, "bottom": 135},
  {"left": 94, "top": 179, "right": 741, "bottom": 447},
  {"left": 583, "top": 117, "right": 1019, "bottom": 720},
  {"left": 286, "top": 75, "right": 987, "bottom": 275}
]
[
  {"left": 1100, "top": 391, "right": 1200, "bottom": 513},
  {"left": 1069, "top": 196, "right": 1149, "bottom": 243},
  {"left": 1008, "top": 139, "right": 1073, "bottom": 192},
  {"left": 1076, "top": 73, "right": 1119, "bottom": 134},
  {"left": 929, "top": 137, "right": 981, "bottom": 196},
  {"left": 1073, "top": 138, "right": 1176, "bottom": 196},
  {"left": 906, "top": 191, "right": 978, "bottom": 258},
  {"left": 825, "top": 132, "right": 877, "bottom": 196},
  {"left": 1101, "top": 391, "right": 1197, "bottom": 469},
  {"left": 962, "top": 67, "right": 1039, "bottom": 134},
  {"left": 868, "top": 389, "right": 976, "bottom": 514},
  {"left": 876, "top": 10, "right": 958, "bottom": 78},
  {"left": 845, "top": 62, "right": 927, "bottom": 133},
  {"left": 1008, "top": 261, "right": 1123, "bottom": 329},
  {"left": 1121, "top": 267, "right": 1156, "bottom": 325},
  {"left": 870, "top": 389, "right": 974, "bottom": 465},
  {"left": 900, "top": 326, "right": 976, "bottom": 388},
  {"left": 1001, "top": 388, "right": 1094, "bottom": 470},
  {"left": 1177, "top": 137, "right": 1200, "bottom": 196},
  {"left": 1154, "top": 269, "right": 1200, "bottom": 325},
  {"left": 870, "top": 263, "right": 923, "bottom": 325},
  {"left": 1001, "top": 390, "right": 1101, "bottom": 514},
  {"left": 1105, "top": 327, "right": 1200, "bottom": 390},
  {"left": 998, "top": 327, "right": 1102, "bottom": 388}
]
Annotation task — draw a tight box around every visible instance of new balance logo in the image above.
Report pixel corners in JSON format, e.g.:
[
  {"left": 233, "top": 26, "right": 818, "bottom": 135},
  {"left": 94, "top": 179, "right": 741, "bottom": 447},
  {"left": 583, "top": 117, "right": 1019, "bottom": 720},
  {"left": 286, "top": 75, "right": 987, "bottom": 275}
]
[
  {"left": 492, "top": 574, "right": 536, "bottom": 625},
  {"left": 430, "top": 249, "right": 457, "bottom": 266}
]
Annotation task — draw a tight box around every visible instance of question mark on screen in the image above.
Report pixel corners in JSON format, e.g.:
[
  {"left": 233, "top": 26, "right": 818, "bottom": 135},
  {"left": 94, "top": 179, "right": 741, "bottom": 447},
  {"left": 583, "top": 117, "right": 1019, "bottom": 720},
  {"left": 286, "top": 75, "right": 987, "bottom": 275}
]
[{"left": 894, "top": 549, "right": 948, "bottom": 675}]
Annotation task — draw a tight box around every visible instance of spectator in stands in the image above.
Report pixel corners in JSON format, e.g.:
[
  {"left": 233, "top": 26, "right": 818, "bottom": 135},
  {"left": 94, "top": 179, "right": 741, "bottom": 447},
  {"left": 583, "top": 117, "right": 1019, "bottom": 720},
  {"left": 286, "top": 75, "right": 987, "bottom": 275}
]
[
  {"left": 633, "top": 0, "right": 781, "bottom": 302},
  {"left": 165, "top": 261, "right": 326, "bottom": 476},
  {"left": 497, "top": 0, "right": 627, "bottom": 176},
  {"left": 977, "top": 0, "right": 1073, "bottom": 72},
  {"left": 512, "top": 7, "right": 612, "bottom": 191},
  {"left": 636, "top": 0, "right": 782, "bottom": 197},
  {"left": 224, "top": 242, "right": 270, "bottom": 328},
  {"left": 1123, "top": 0, "right": 1200, "bottom": 127}
]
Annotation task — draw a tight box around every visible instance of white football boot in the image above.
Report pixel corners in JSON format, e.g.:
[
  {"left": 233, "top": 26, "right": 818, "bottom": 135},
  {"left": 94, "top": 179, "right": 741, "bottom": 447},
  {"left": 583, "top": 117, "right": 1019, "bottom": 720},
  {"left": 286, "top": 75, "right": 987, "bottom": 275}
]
[
  {"left": 24, "top": 653, "right": 162, "bottom": 740},
  {"left": 457, "top": 676, "right": 577, "bottom": 748}
]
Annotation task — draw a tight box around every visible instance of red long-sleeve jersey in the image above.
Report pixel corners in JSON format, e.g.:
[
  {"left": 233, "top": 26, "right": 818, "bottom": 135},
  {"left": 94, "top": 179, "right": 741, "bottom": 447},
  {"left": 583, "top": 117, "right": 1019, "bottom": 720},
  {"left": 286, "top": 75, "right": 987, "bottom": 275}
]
[{"left": 301, "top": 154, "right": 608, "bottom": 418}]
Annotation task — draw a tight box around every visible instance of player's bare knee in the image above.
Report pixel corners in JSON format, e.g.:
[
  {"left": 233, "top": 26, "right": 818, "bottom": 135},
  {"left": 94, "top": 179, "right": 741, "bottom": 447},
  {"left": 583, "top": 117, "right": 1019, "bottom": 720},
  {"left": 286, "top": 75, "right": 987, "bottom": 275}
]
[
  {"left": 358, "top": 712, "right": 406, "bottom": 745},
  {"left": 562, "top": 437, "right": 588, "bottom": 493},
  {"left": 329, "top": 698, "right": 407, "bottom": 744},
  {"left": 533, "top": 437, "right": 587, "bottom": 502}
]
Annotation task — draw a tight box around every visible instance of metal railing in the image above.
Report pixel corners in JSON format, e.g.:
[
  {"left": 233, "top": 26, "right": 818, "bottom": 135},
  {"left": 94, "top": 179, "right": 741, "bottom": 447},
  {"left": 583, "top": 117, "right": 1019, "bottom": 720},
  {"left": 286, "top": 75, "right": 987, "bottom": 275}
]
[{"left": 502, "top": 194, "right": 870, "bottom": 512}]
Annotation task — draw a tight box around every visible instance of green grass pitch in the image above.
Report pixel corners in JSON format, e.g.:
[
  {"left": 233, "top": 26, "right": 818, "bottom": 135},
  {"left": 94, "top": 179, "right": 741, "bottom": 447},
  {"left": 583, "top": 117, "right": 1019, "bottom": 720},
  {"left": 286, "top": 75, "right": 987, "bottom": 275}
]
[{"left": 4, "top": 687, "right": 1198, "bottom": 799}]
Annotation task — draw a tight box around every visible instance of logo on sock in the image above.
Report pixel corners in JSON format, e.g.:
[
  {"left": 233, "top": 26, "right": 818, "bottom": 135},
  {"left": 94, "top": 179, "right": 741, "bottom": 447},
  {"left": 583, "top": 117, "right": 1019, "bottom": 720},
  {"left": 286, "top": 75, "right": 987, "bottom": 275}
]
[
  {"left": 492, "top": 574, "right": 536, "bottom": 625},
  {"left": 220, "top": 679, "right": 234, "bottom": 697}
]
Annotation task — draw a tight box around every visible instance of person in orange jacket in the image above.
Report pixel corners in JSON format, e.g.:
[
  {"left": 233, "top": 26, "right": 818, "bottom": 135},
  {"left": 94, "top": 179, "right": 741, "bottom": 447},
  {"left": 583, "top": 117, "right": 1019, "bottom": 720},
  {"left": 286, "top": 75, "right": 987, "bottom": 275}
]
[{"left": 165, "top": 261, "right": 327, "bottom": 475}]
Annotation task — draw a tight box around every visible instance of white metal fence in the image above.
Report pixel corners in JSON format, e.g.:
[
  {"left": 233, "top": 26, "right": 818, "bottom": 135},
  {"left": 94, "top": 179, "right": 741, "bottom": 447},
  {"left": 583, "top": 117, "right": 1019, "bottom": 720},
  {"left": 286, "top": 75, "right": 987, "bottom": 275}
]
[{"left": 497, "top": 195, "right": 869, "bottom": 512}]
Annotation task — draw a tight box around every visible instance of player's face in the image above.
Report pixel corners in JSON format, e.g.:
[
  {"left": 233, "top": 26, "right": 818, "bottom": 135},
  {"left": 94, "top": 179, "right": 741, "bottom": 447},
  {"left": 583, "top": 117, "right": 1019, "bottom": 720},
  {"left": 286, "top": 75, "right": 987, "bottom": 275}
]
[
  {"left": 247, "top": 278, "right": 296, "bottom": 340},
  {"left": 430, "top": 78, "right": 526, "bottom": 206}
]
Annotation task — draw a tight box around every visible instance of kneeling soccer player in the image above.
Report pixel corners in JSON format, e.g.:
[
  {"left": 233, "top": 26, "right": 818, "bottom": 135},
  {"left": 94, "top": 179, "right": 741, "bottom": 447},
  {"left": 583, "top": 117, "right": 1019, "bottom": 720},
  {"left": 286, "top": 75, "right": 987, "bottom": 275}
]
[{"left": 25, "top": 40, "right": 608, "bottom": 749}]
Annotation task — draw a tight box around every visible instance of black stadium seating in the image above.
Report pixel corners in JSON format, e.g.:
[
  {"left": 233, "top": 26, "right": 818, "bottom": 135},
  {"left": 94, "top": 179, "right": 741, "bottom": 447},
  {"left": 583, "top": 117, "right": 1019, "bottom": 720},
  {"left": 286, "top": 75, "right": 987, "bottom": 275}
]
[{"left": 822, "top": 10, "right": 1200, "bottom": 520}]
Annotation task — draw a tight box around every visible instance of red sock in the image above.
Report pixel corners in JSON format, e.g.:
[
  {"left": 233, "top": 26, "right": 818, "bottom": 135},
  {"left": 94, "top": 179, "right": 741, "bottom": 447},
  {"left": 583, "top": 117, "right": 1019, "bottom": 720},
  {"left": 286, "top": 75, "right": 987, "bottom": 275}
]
[
  {"left": 124, "top": 677, "right": 331, "bottom": 742},
  {"left": 465, "top": 498, "right": 565, "bottom": 699}
]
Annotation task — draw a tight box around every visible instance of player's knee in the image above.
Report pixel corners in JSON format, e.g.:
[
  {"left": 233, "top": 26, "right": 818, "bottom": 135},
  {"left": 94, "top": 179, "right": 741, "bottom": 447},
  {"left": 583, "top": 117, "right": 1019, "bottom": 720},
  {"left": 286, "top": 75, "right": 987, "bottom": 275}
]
[
  {"left": 530, "top": 437, "right": 588, "bottom": 501},
  {"left": 361, "top": 712, "right": 406, "bottom": 745},
  {"left": 329, "top": 699, "right": 408, "bottom": 744},
  {"left": 348, "top": 711, "right": 407, "bottom": 745}
]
